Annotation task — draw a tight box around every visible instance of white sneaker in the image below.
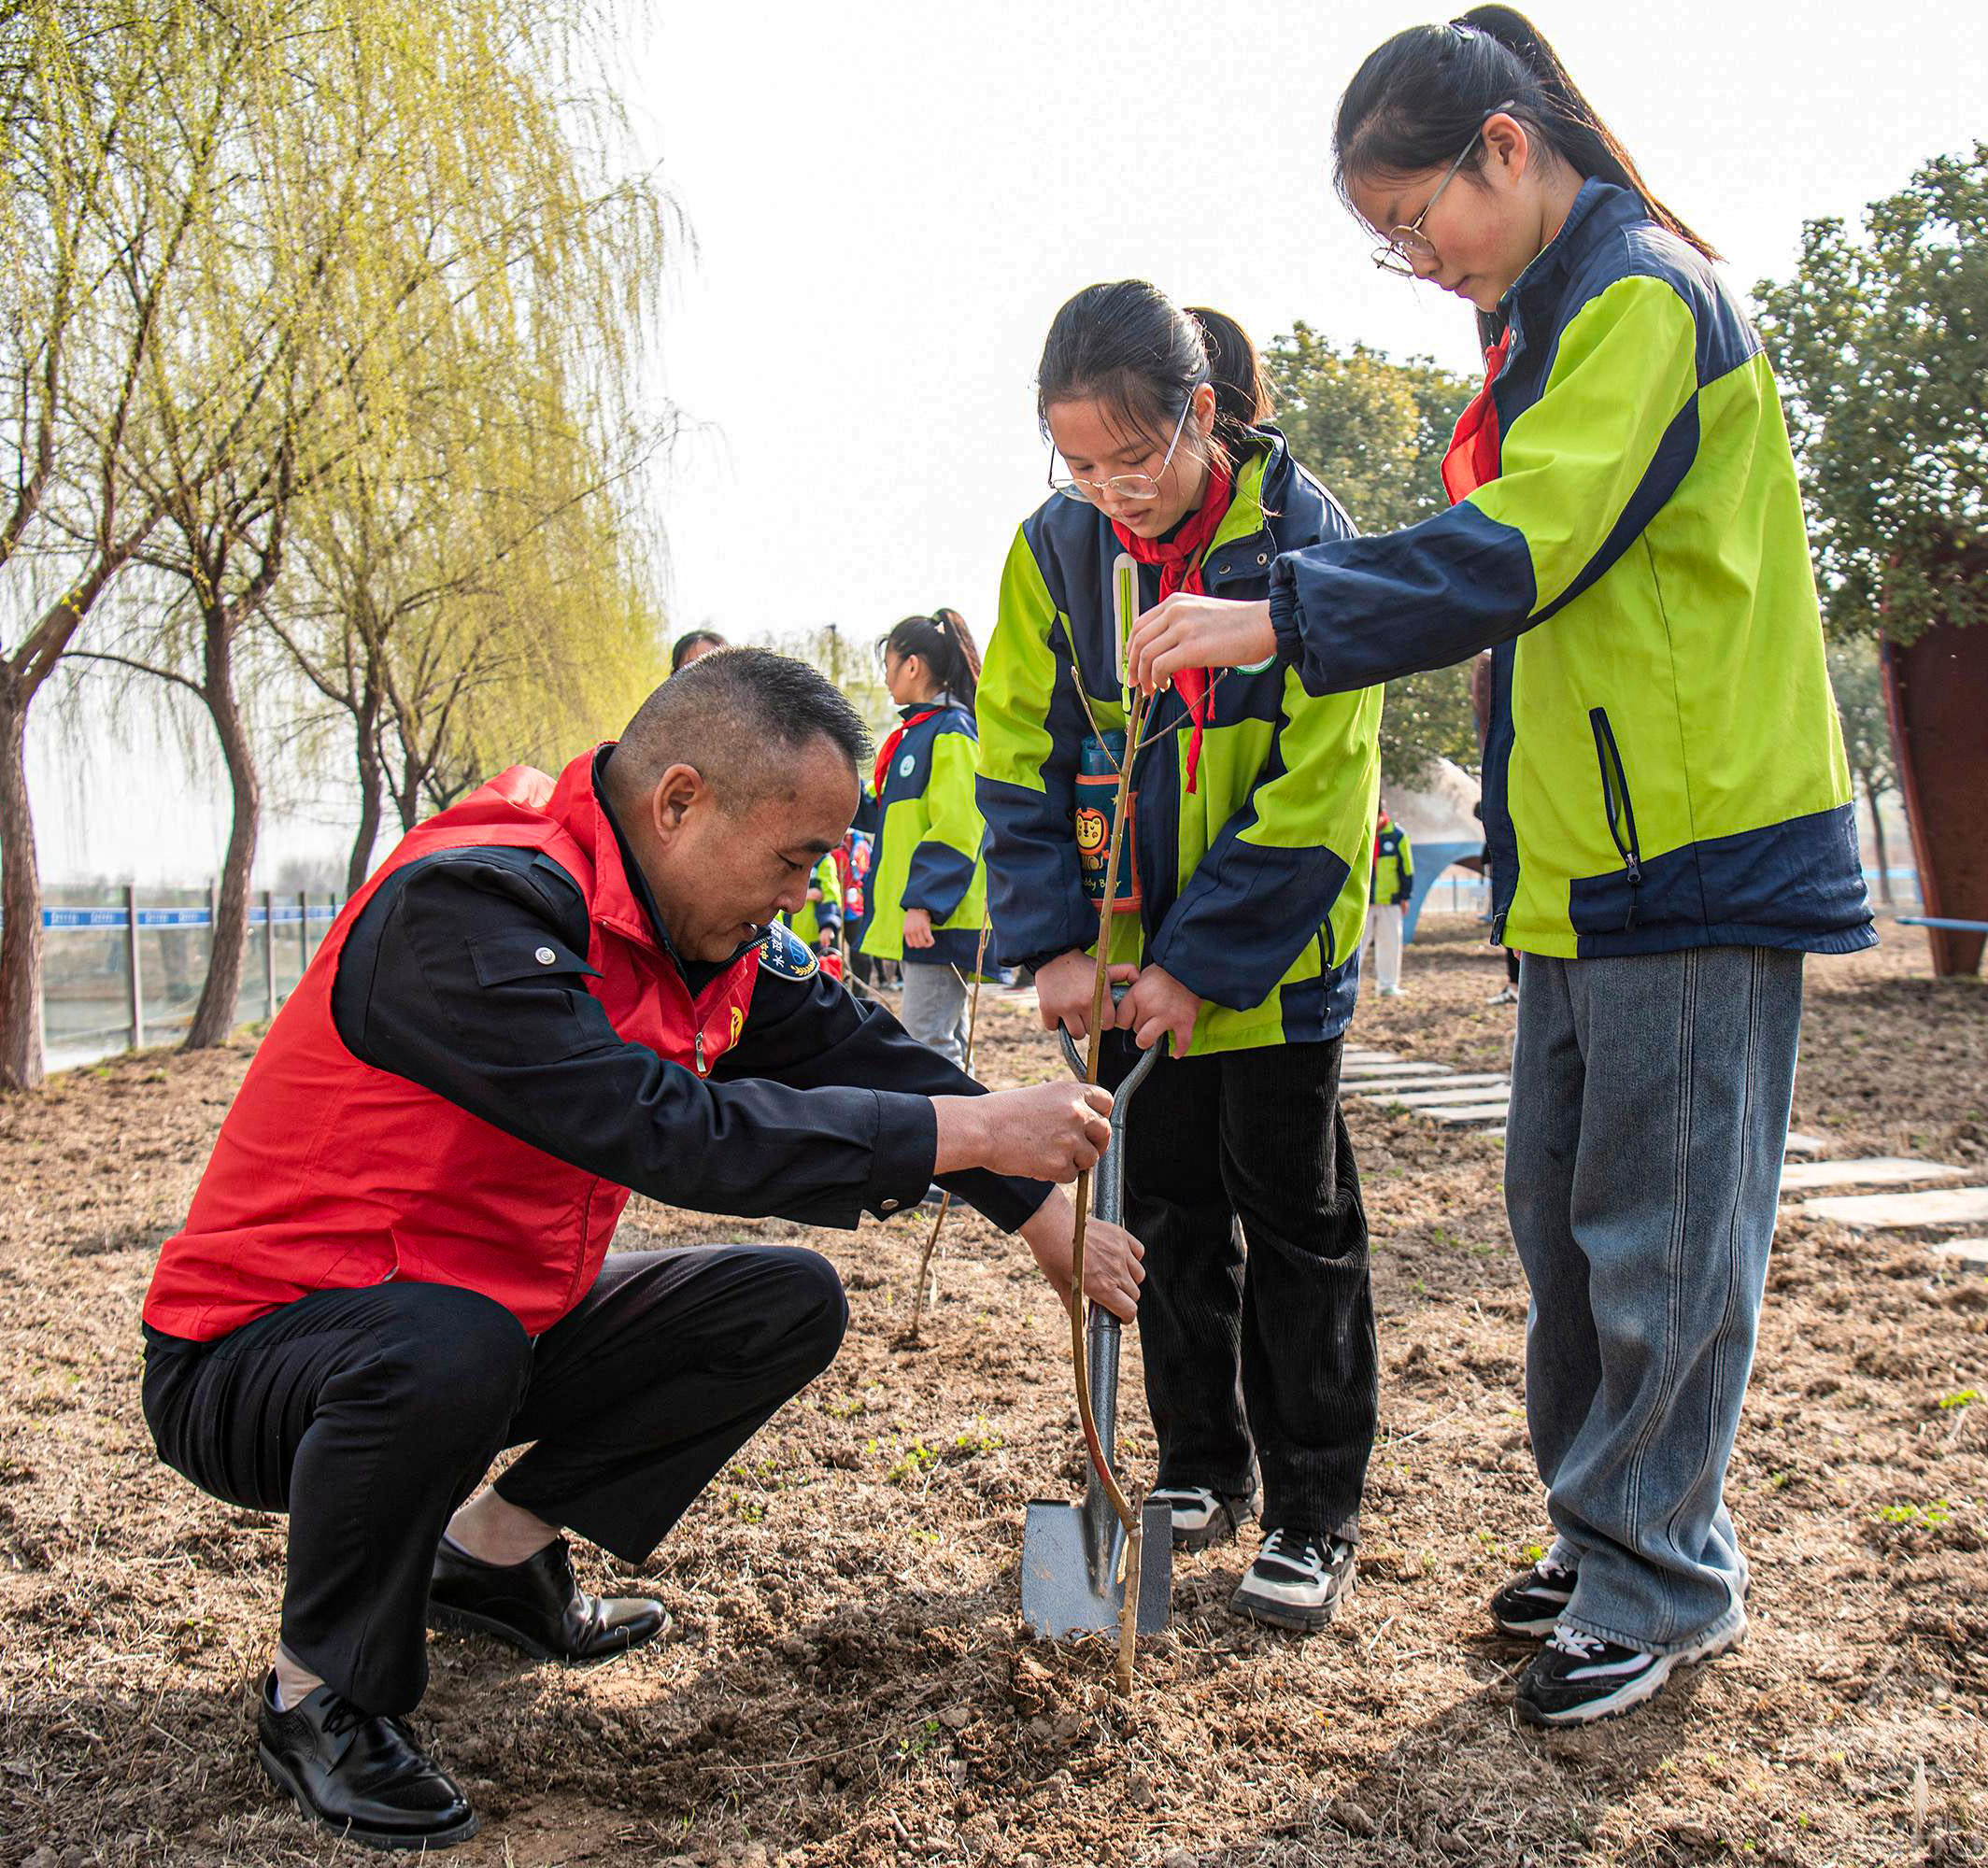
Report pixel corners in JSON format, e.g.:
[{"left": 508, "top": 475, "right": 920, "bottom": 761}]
[
  {"left": 1147, "top": 1484, "right": 1255, "bottom": 1552},
  {"left": 1229, "top": 1529, "right": 1355, "bottom": 1632},
  {"left": 1515, "top": 1614, "right": 1747, "bottom": 1725}
]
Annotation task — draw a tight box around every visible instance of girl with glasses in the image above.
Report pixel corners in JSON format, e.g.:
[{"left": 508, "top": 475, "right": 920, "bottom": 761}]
[
  {"left": 862, "top": 610, "right": 989, "bottom": 1065},
  {"left": 1124, "top": 6, "right": 1872, "bottom": 1724},
  {"left": 976, "top": 281, "right": 1384, "bottom": 1633}
]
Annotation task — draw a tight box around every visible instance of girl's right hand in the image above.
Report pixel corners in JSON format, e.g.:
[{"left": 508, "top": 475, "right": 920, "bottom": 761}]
[
  {"left": 1127, "top": 593, "right": 1276, "bottom": 694},
  {"left": 1034, "top": 950, "right": 1139, "bottom": 1039}
]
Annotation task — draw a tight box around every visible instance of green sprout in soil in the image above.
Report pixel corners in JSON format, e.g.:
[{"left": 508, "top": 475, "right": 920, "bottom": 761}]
[
  {"left": 953, "top": 1417, "right": 1003, "bottom": 1453},
  {"left": 1875, "top": 1497, "right": 1953, "bottom": 1527}
]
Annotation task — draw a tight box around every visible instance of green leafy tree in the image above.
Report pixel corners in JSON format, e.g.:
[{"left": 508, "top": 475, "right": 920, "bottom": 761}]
[
  {"left": 1263, "top": 325, "right": 1480, "bottom": 784},
  {"left": 1826, "top": 637, "right": 1900, "bottom": 907},
  {"left": 1754, "top": 143, "right": 1988, "bottom": 644}
]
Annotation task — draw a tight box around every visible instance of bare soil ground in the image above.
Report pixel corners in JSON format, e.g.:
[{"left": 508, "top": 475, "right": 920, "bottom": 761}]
[{"left": 1, "top": 916, "right": 1983, "bottom": 1867}]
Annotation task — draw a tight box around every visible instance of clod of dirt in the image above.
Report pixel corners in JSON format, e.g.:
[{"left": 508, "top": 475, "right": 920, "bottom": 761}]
[{"left": 1328, "top": 1797, "right": 1378, "bottom": 1837}]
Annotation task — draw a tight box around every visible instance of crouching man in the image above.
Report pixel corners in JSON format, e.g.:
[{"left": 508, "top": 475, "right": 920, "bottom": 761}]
[{"left": 138, "top": 650, "right": 1141, "bottom": 1850}]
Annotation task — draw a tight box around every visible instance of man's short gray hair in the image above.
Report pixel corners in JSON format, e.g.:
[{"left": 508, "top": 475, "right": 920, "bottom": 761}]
[{"left": 607, "top": 647, "right": 872, "bottom": 814}]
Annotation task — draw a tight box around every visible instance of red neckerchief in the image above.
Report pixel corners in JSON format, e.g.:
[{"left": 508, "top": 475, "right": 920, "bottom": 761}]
[
  {"left": 1441, "top": 331, "right": 1514, "bottom": 504},
  {"left": 873, "top": 705, "right": 941, "bottom": 798},
  {"left": 1112, "top": 463, "right": 1233, "bottom": 792}
]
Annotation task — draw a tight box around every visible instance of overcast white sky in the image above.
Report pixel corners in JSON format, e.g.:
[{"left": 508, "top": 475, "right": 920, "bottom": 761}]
[
  {"left": 37, "top": 0, "right": 1987, "bottom": 883},
  {"left": 645, "top": 0, "right": 1987, "bottom": 651}
]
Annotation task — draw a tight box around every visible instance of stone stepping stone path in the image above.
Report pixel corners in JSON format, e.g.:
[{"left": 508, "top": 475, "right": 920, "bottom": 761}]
[
  {"left": 1344, "top": 1071, "right": 1509, "bottom": 1096},
  {"left": 1422, "top": 1102, "right": 1519, "bottom": 1125},
  {"left": 1341, "top": 1054, "right": 1511, "bottom": 1130},
  {"left": 1379, "top": 1082, "right": 1519, "bottom": 1109},
  {"left": 1337, "top": 1039, "right": 1987, "bottom": 1274},
  {"left": 1778, "top": 1157, "right": 1969, "bottom": 1195},
  {"left": 1797, "top": 1186, "right": 1988, "bottom": 1232}
]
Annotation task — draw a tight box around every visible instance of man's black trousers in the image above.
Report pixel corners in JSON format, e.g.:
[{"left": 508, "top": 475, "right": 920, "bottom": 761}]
[
  {"left": 141, "top": 1246, "right": 847, "bottom": 1714},
  {"left": 1107, "top": 1034, "right": 1376, "bottom": 1541}
]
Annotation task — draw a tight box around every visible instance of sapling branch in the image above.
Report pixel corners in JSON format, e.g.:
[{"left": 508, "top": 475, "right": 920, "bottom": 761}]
[
  {"left": 1063, "top": 690, "right": 1148, "bottom": 1694},
  {"left": 903, "top": 910, "right": 993, "bottom": 1345}
]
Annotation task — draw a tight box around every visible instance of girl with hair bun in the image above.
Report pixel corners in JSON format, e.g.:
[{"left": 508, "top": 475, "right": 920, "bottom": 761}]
[
  {"left": 977, "top": 280, "right": 1384, "bottom": 1634},
  {"left": 860, "top": 609, "right": 990, "bottom": 1064},
  {"left": 1125, "top": 9, "right": 1872, "bottom": 1724}
]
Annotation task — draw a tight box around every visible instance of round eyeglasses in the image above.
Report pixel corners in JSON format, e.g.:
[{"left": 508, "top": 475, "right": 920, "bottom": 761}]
[{"left": 1048, "top": 396, "right": 1194, "bottom": 505}]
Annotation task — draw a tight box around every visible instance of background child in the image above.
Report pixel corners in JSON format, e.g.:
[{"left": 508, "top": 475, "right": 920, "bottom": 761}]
[
  {"left": 1364, "top": 800, "right": 1413, "bottom": 997},
  {"left": 860, "top": 611, "right": 989, "bottom": 1065}
]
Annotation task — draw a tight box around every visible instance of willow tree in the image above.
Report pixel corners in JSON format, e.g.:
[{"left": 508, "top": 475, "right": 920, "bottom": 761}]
[
  {"left": 106, "top": 0, "right": 672, "bottom": 1048},
  {"left": 277, "top": 320, "right": 670, "bottom": 887},
  {"left": 373, "top": 407, "right": 668, "bottom": 825},
  {"left": 0, "top": 3, "right": 228, "bottom": 1086}
]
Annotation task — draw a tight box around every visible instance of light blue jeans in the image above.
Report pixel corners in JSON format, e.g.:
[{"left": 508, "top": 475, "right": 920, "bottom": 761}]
[
  {"left": 899, "top": 959, "right": 968, "bottom": 1068},
  {"left": 1506, "top": 945, "right": 1803, "bottom": 1654}
]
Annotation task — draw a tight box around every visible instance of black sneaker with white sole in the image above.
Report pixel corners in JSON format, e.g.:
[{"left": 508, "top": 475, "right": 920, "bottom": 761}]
[
  {"left": 1229, "top": 1529, "right": 1355, "bottom": 1632},
  {"left": 1514, "top": 1616, "right": 1747, "bottom": 1726},
  {"left": 1488, "top": 1557, "right": 1578, "bottom": 1636},
  {"left": 1148, "top": 1484, "right": 1256, "bottom": 1552}
]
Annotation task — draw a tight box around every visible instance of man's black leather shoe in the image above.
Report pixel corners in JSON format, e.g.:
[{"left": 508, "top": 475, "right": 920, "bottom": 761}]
[
  {"left": 257, "top": 1673, "right": 477, "bottom": 1851},
  {"left": 428, "top": 1535, "right": 668, "bottom": 1663}
]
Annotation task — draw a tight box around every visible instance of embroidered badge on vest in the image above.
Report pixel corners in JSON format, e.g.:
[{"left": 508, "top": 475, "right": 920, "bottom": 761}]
[{"left": 759, "top": 922, "right": 819, "bottom": 979}]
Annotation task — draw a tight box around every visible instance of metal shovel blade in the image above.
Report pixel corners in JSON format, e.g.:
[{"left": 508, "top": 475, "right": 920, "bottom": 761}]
[
  {"left": 1021, "top": 1494, "right": 1172, "bottom": 1638},
  {"left": 1020, "top": 1016, "right": 1171, "bottom": 1640}
]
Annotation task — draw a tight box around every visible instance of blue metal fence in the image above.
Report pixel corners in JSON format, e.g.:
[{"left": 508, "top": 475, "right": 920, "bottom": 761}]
[{"left": 29, "top": 888, "right": 344, "bottom": 1071}]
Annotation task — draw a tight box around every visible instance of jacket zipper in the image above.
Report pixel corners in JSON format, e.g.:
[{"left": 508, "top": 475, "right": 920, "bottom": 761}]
[
  {"left": 694, "top": 1027, "right": 707, "bottom": 1075},
  {"left": 1587, "top": 706, "right": 1643, "bottom": 930}
]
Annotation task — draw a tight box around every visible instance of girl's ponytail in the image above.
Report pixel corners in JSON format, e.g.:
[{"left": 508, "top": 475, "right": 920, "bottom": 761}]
[
  {"left": 1335, "top": 7, "right": 1715, "bottom": 286},
  {"left": 1185, "top": 306, "right": 1275, "bottom": 469},
  {"left": 1455, "top": 6, "right": 1716, "bottom": 261},
  {"left": 880, "top": 610, "right": 981, "bottom": 709}
]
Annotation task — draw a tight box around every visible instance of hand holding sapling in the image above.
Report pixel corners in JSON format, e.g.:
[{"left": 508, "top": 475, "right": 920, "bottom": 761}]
[{"left": 1018, "top": 1191, "right": 1144, "bottom": 1321}]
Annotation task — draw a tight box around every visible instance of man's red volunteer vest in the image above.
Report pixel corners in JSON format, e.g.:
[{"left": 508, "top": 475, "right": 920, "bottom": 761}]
[{"left": 143, "top": 748, "right": 759, "bottom": 1341}]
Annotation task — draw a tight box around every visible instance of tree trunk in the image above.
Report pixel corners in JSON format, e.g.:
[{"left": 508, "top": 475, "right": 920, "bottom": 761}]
[
  {"left": 346, "top": 680, "right": 384, "bottom": 894},
  {"left": 0, "top": 686, "right": 45, "bottom": 1090},
  {"left": 394, "top": 744, "right": 422, "bottom": 834},
  {"left": 183, "top": 614, "right": 261, "bottom": 1050},
  {"left": 1864, "top": 774, "right": 1895, "bottom": 908}
]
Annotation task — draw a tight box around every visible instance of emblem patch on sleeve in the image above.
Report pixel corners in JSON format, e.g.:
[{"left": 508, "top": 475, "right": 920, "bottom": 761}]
[{"left": 759, "top": 923, "right": 820, "bottom": 979}]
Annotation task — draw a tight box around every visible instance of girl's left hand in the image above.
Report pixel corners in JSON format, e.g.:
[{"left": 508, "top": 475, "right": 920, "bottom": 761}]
[
  {"left": 1118, "top": 963, "right": 1200, "bottom": 1057},
  {"left": 902, "top": 907, "right": 935, "bottom": 949},
  {"left": 1127, "top": 594, "right": 1277, "bottom": 694}
]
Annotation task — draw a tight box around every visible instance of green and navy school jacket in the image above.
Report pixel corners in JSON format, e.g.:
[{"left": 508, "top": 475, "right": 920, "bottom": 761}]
[
  {"left": 977, "top": 432, "right": 1383, "bottom": 1056},
  {"left": 1268, "top": 179, "right": 1871, "bottom": 960},
  {"left": 859, "top": 700, "right": 989, "bottom": 969},
  {"left": 1372, "top": 820, "right": 1413, "bottom": 907},
  {"left": 782, "top": 853, "right": 842, "bottom": 949}
]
